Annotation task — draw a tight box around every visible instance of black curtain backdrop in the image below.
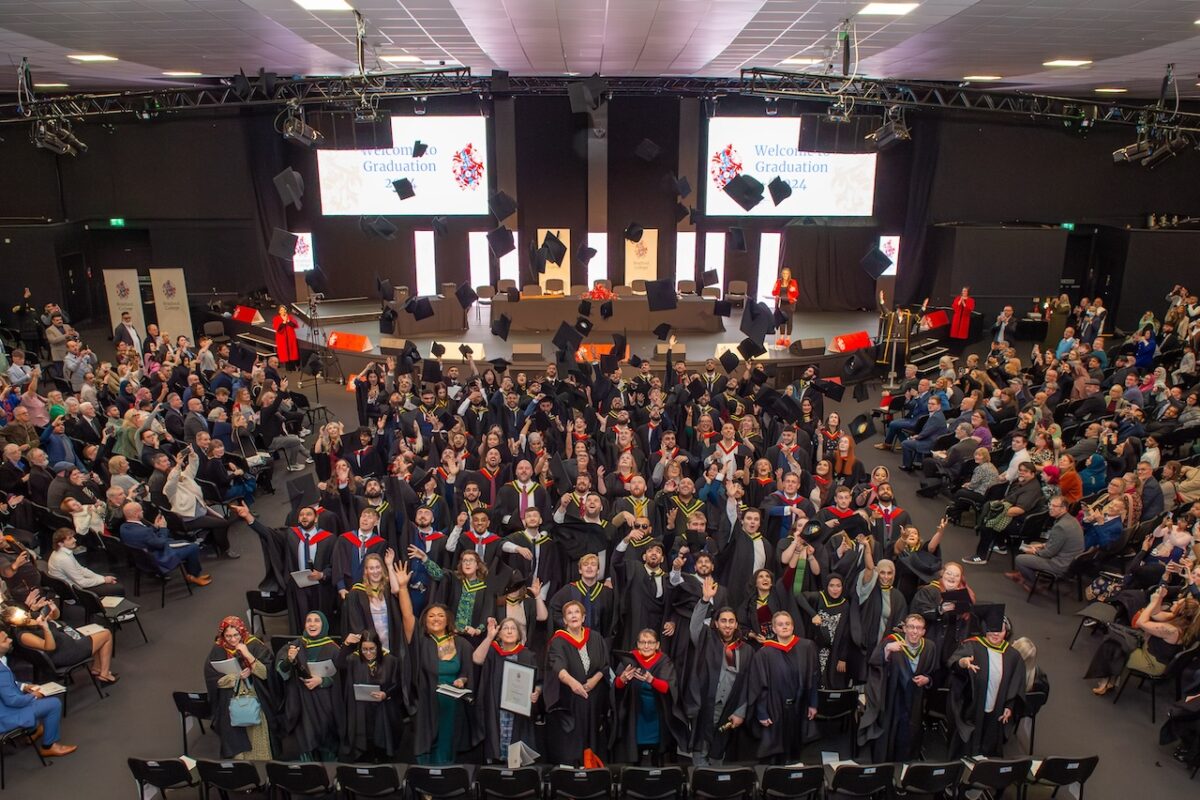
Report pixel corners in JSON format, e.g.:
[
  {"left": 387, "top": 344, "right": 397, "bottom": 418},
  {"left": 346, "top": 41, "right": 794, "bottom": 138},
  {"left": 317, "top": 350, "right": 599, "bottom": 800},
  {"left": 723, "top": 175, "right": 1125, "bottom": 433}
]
[
  {"left": 246, "top": 112, "right": 295, "bottom": 304},
  {"left": 895, "top": 118, "right": 939, "bottom": 305},
  {"left": 780, "top": 225, "right": 877, "bottom": 311}
]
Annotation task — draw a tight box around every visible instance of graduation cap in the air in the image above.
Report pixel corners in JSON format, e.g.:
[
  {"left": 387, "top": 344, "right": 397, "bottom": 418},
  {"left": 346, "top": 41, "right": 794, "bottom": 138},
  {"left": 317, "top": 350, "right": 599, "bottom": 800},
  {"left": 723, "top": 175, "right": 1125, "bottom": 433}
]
[
  {"left": 771, "top": 393, "right": 805, "bottom": 424},
  {"left": 673, "top": 202, "right": 689, "bottom": 223},
  {"left": 847, "top": 413, "right": 873, "bottom": 443},
  {"left": 722, "top": 174, "right": 765, "bottom": 212},
  {"left": 812, "top": 377, "right": 846, "bottom": 403},
  {"left": 392, "top": 178, "right": 415, "bottom": 200},
  {"left": 575, "top": 316, "right": 593, "bottom": 337},
  {"left": 653, "top": 323, "right": 672, "bottom": 341},
  {"left": 645, "top": 279, "right": 677, "bottom": 312},
  {"left": 399, "top": 340, "right": 421, "bottom": 368},
  {"left": 599, "top": 351, "right": 621, "bottom": 375},
  {"left": 542, "top": 231, "right": 567, "bottom": 265},
  {"left": 737, "top": 336, "right": 767, "bottom": 360},
  {"left": 285, "top": 473, "right": 320, "bottom": 511},
  {"left": 713, "top": 299, "right": 732, "bottom": 318},
  {"left": 228, "top": 343, "right": 257, "bottom": 373},
  {"left": 702, "top": 269, "right": 719, "bottom": 288},
  {"left": 728, "top": 226, "right": 747, "bottom": 253},
  {"left": 687, "top": 205, "right": 700, "bottom": 225},
  {"left": 686, "top": 378, "right": 707, "bottom": 401},
  {"left": 359, "top": 215, "right": 397, "bottom": 240},
  {"left": 506, "top": 287, "right": 521, "bottom": 303},
  {"left": 421, "top": 358, "right": 443, "bottom": 384},
  {"left": 430, "top": 341, "right": 446, "bottom": 358},
  {"left": 552, "top": 321, "right": 583, "bottom": 352},
  {"left": 773, "top": 307, "right": 790, "bottom": 328},
  {"left": 376, "top": 276, "right": 394, "bottom": 301},
  {"left": 272, "top": 166, "right": 305, "bottom": 210},
  {"left": 378, "top": 304, "right": 398, "bottom": 334},
  {"left": 404, "top": 296, "right": 434, "bottom": 321},
  {"left": 431, "top": 216, "right": 449, "bottom": 237},
  {"left": 458, "top": 344, "right": 474, "bottom": 358},
  {"left": 490, "top": 313, "right": 512, "bottom": 341},
  {"left": 488, "top": 357, "right": 511, "bottom": 373},
  {"left": 624, "top": 222, "right": 644, "bottom": 243},
  {"left": 750, "top": 366, "right": 769, "bottom": 386},
  {"left": 740, "top": 301, "right": 775, "bottom": 341},
  {"left": 487, "top": 225, "right": 515, "bottom": 258},
  {"left": 549, "top": 453, "right": 571, "bottom": 488},
  {"left": 268, "top": 228, "right": 299, "bottom": 260},
  {"left": 529, "top": 238, "right": 548, "bottom": 274},
  {"left": 628, "top": 353, "right": 646, "bottom": 369},
  {"left": 578, "top": 299, "right": 593, "bottom": 317},
  {"left": 768, "top": 176, "right": 792, "bottom": 206},
  {"left": 634, "top": 138, "right": 661, "bottom": 162},
  {"left": 412, "top": 140, "right": 428, "bottom": 158},
  {"left": 718, "top": 350, "right": 740, "bottom": 375},
  {"left": 664, "top": 173, "right": 692, "bottom": 198},
  {"left": 408, "top": 466, "right": 435, "bottom": 490},
  {"left": 489, "top": 190, "right": 518, "bottom": 221},
  {"left": 576, "top": 244, "right": 598, "bottom": 266},
  {"left": 976, "top": 603, "right": 1007, "bottom": 633},
  {"left": 611, "top": 333, "right": 627, "bottom": 356},
  {"left": 454, "top": 283, "right": 478, "bottom": 309},
  {"left": 600, "top": 300, "right": 614, "bottom": 319}
]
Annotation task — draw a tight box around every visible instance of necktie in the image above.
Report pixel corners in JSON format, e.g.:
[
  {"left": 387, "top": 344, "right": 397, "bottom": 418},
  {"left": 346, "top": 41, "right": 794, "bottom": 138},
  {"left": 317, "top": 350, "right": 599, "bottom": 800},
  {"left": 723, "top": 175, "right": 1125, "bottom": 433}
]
[{"left": 518, "top": 484, "right": 530, "bottom": 515}]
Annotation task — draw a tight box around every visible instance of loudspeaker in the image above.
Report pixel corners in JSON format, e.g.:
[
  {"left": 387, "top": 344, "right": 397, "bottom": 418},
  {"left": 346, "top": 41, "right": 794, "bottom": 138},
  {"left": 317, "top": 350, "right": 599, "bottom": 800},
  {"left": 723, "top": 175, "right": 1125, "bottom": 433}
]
[
  {"left": 512, "top": 343, "right": 544, "bottom": 363},
  {"left": 860, "top": 246, "right": 892, "bottom": 280},
  {"left": 788, "top": 337, "right": 826, "bottom": 357}
]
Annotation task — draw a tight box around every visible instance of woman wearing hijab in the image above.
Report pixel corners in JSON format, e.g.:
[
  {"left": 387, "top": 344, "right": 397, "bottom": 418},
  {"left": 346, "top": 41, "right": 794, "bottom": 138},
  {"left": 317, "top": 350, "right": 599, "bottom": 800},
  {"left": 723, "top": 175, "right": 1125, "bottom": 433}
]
[
  {"left": 275, "top": 611, "right": 342, "bottom": 761},
  {"left": 544, "top": 599, "right": 610, "bottom": 766},
  {"left": 611, "top": 629, "right": 690, "bottom": 765},
  {"left": 393, "top": 560, "right": 475, "bottom": 765},
  {"left": 343, "top": 552, "right": 402, "bottom": 653},
  {"left": 337, "top": 630, "right": 401, "bottom": 762},
  {"left": 795, "top": 573, "right": 852, "bottom": 688},
  {"left": 472, "top": 616, "right": 541, "bottom": 764},
  {"left": 204, "top": 615, "right": 277, "bottom": 759}
]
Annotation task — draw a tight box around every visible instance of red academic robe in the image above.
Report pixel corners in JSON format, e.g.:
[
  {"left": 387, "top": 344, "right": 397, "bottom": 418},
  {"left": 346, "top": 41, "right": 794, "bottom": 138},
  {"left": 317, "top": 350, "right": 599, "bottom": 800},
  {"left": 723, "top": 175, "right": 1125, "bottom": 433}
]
[
  {"left": 273, "top": 314, "right": 300, "bottom": 363},
  {"left": 950, "top": 296, "right": 974, "bottom": 340}
]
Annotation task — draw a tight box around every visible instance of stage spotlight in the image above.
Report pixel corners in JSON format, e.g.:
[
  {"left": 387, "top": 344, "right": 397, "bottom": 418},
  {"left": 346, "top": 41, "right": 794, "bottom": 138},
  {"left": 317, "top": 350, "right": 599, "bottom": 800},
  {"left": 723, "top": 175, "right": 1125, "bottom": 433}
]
[
  {"left": 281, "top": 105, "right": 323, "bottom": 148},
  {"left": 865, "top": 118, "right": 910, "bottom": 150},
  {"left": 826, "top": 98, "right": 852, "bottom": 123},
  {"left": 31, "top": 118, "right": 85, "bottom": 156},
  {"left": 764, "top": 97, "right": 778, "bottom": 116},
  {"left": 1140, "top": 134, "right": 1189, "bottom": 169},
  {"left": 1113, "top": 140, "right": 1151, "bottom": 163},
  {"left": 413, "top": 96, "right": 427, "bottom": 116}
]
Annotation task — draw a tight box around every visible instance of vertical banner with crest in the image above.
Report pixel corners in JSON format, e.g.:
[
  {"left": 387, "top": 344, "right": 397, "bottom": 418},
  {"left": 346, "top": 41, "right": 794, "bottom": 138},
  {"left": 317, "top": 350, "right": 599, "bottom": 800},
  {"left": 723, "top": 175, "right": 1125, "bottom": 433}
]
[
  {"left": 102, "top": 269, "right": 146, "bottom": 332},
  {"left": 148, "top": 268, "right": 194, "bottom": 342},
  {"left": 623, "top": 228, "right": 658, "bottom": 285}
]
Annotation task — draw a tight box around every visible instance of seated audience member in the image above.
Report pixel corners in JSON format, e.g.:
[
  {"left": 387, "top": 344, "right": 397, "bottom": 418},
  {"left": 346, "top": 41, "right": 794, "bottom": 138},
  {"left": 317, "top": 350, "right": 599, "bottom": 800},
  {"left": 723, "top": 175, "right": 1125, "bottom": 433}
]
[
  {"left": 0, "top": 626, "right": 77, "bottom": 756},
  {"left": 2, "top": 592, "right": 117, "bottom": 684},
  {"left": 1007, "top": 496, "right": 1085, "bottom": 591},
  {"left": 47, "top": 528, "right": 125, "bottom": 597},
  {"left": 1086, "top": 588, "right": 1200, "bottom": 695},
  {"left": 118, "top": 500, "right": 211, "bottom": 586}
]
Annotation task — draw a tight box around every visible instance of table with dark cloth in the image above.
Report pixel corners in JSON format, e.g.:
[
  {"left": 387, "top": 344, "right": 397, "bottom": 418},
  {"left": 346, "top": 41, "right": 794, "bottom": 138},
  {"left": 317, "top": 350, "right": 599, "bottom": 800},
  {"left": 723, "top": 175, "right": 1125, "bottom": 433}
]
[
  {"left": 392, "top": 296, "right": 468, "bottom": 336},
  {"left": 492, "top": 295, "right": 726, "bottom": 334}
]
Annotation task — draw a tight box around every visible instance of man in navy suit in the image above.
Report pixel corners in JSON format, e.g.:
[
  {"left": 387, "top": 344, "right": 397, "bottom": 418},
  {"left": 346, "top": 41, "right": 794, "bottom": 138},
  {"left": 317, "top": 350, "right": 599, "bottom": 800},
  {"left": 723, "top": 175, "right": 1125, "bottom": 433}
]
[
  {"left": 900, "top": 395, "right": 949, "bottom": 470},
  {"left": 117, "top": 501, "right": 212, "bottom": 586},
  {"left": 0, "top": 627, "right": 77, "bottom": 756}
]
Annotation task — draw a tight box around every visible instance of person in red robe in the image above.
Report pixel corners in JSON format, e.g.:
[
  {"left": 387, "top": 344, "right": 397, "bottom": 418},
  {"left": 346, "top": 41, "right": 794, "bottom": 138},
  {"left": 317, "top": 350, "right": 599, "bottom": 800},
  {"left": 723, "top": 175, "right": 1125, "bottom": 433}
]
[
  {"left": 272, "top": 305, "right": 300, "bottom": 369},
  {"left": 772, "top": 268, "right": 800, "bottom": 341},
  {"left": 950, "top": 287, "right": 974, "bottom": 341}
]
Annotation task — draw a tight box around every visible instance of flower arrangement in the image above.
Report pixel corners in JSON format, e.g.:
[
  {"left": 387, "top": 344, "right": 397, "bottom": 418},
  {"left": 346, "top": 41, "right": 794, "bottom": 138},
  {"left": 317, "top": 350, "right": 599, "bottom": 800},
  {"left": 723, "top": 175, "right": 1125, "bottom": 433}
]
[{"left": 583, "top": 283, "right": 614, "bottom": 301}]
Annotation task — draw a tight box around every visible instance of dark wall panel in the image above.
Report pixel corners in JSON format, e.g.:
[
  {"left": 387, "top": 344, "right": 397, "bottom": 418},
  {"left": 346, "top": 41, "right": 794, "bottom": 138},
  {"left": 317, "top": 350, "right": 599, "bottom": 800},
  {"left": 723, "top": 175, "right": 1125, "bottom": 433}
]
[
  {"left": 1115, "top": 230, "right": 1199, "bottom": 331},
  {"left": 946, "top": 227, "right": 1068, "bottom": 317}
]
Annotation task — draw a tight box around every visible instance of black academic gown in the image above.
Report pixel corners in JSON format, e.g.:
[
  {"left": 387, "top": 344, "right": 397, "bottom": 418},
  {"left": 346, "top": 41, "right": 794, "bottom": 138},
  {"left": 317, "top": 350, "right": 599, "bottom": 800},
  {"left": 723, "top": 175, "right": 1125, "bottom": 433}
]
[
  {"left": 858, "top": 633, "right": 938, "bottom": 762},
  {"left": 739, "top": 580, "right": 800, "bottom": 640},
  {"left": 477, "top": 642, "right": 541, "bottom": 763},
  {"left": 910, "top": 582, "right": 973, "bottom": 682},
  {"left": 713, "top": 523, "right": 774, "bottom": 613},
  {"left": 553, "top": 519, "right": 615, "bottom": 582},
  {"left": 685, "top": 611, "right": 755, "bottom": 761},
  {"left": 275, "top": 636, "right": 343, "bottom": 756},
  {"left": 609, "top": 651, "right": 691, "bottom": 762},
  {"left": 549, "top": 580, "right": 615, "bottom": 637},
  {"left": 796, "top": 591, "right": 853, "bottom": 688},
  {"left": 283, "top": 528, "right": 337, "bottom": 634},
  {"left": 947, "top": 637, "right": 1026, "bottom": 757},
  {"left": 848, "top": 579, "right": 908, "bottom": 683},
  {"left": 343, "top": 586, "right": 403, "bottom": 655},
  {"left": 203, "top": 639, "right": 280, "bottom": 758},
  {"left": 440, "top": 577, "right": 500, "bottom": 647},
  {"left": 500, "top": 529, "right": 565, "bottom": 594},
  {"left": 329, "top": 532, "right": 388, "bottom": 598},
  {"left": 406, "top": 632, "right": 475, "bottom": 758},
  {"left": 745, "top": 636, "right": 821, "bottom": 760},
  {"left": 544, "top": 628, "right": 610, "bottom": 766},
  {"left": 337, "top": 649, "right": 402, "bottom": 760},
  {"left": 612, "top": 550, "right": 671, "bottom": 651}
]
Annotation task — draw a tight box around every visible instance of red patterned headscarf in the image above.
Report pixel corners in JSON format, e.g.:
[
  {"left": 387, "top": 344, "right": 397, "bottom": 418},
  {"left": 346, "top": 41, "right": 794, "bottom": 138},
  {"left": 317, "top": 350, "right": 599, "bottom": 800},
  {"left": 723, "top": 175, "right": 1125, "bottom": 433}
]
[{"left": 215, "top": 615, "right": 254, "bottom": 658}]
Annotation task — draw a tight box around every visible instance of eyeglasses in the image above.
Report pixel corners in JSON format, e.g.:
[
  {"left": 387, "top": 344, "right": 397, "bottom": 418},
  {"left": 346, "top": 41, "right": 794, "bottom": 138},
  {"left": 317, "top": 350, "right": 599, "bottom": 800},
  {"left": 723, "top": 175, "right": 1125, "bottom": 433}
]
[{"left": 633, "top": 523, "right": 651, "bottom": 530}]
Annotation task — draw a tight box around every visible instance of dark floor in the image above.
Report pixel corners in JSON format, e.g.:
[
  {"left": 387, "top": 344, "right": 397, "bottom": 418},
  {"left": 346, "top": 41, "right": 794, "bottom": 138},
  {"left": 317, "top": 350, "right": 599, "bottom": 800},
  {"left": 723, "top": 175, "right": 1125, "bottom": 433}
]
[{"left": 3, "top": 329, "right": 1194, "bottom": 800}]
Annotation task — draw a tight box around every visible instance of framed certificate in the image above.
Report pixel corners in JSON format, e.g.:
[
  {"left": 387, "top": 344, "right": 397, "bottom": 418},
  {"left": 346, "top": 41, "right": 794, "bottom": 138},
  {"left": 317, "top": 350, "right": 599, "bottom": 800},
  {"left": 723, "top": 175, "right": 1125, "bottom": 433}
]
[{"left": 499, "top": 661, "right": 536, "bottom": 717}]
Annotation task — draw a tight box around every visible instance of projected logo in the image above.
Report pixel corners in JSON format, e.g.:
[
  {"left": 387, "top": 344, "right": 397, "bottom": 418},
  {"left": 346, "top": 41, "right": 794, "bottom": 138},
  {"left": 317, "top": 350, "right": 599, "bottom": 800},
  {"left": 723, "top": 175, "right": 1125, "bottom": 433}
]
[
  {"left": 116, "top": 280, "right": 130, "bottom": 299},
  {"left": 452, "top": 143, "right": 485, "bottom": 190},
  {"left": 710, "top": 143, "right": 743, "bottom": 189}
]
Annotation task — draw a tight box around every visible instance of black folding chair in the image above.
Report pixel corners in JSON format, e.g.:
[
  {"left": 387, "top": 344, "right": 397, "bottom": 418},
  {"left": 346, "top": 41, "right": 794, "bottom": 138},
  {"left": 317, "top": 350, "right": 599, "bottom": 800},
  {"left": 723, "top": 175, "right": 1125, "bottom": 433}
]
[
  {"left": 128, "top": 757, "right": 202, "bottom": 799},
  {"left": 960, "top": 757, "right": 1031, "bottom": 799},
  {"left": 127, "top": 545, "right": 193, "bottom": 607},
  {"left": 824, "top": 763, "right": 894, "bottom": 798},
  {"left": 0, "top": 726, "right": 47, "bottom": 790},
  {"left": 757, "top": 765, "right": 822, "bottom": 799},
  {"left": 892, "top": 760, "right": 963, "bottom": 797},
  {"left": 74, "top": 586, "right": 147, "bottom": 656},
  {"left": 246, "top": 589, "right": 289, "bottom": 635},
  {"left": 1113, "top": 642, "right": 1200, "bottom": 722},
  {"left": 546, "top": 767, "right": 613, "bottom": 800},
  {"left": 1024, "top": 755, "right": 1099, "bottom": 800},
  {"left": 172, "top": 691, "right": 211, "bottom": 755},
  {"left": 690, "top": 766, "right": 756, "bottom": 799},
  {"left": 617, "top": 766, "right": 685, "bottom": 800},
  {"left": 197, "top": 759, "right": 266, "bottom": 798},
  {"left": 404, "top": 764, "right": 473, "bottom": 799},
  {"left": 265, "top": 760, "right": 334, "bottom": 798},
  {"left": 476, "top": 765, "right": 544, "bottom": 799},
  {"left": 335, "top": 763, "right": 403, "bottom": 798},
  {"left": 13, "top": 641, "right": 106, "bottom": 716}
]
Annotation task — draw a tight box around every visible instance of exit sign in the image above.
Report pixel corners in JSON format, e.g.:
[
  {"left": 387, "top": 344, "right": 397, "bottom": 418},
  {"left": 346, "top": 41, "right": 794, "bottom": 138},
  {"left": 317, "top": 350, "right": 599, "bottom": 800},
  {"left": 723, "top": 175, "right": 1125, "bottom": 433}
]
[
  {"left": 1060, "top": 222, "right": 1075, "bottom": 231},
  {"left": 109, "top": 218, "right": 126, "bottom": 227}
]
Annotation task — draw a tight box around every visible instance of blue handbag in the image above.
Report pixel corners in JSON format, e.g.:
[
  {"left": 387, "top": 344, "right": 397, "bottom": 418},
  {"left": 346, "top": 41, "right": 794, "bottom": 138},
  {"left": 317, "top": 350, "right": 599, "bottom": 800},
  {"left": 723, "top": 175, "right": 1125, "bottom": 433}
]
[{"left": 228, "top": 680, "right": 261, "bottom": 727}]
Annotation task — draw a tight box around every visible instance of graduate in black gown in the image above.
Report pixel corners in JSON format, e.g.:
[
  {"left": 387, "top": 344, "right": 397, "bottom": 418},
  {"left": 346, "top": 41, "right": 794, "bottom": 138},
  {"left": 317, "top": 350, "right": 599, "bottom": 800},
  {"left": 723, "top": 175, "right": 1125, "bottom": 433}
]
[
  {"left": 282, "top": 505, "right": 337, "bottom": 634},
  {"left": 795, "top": 573, "right": 853, "bottom": 688},
  {"left": 549, "top": 554, "right": 615, "bottom": 634},
  {"left": 472, "top": 616, "right": 541, "bottom": 764},
  {"left": 741, "top": 569, "right": 799, "bottom": 642},
  {"left": 544, "top": 599, "right": 611, "bottom": 766},
  {"left": 848, "top": 549, "right": 908, "bottom": 683},
  {"left": 342, "top": 552, "right": 403, "bottom": 654},
  {"left": 745, "top": 610, "right": 820, "bottom": 762},
  {"left": 337, "top": 630, "right": 402, "bottom": 761},
  {"left": 393, "top": 560, "right": 476, "bottom": 765},
  {"left": 858, "top": 613, "right": 938, "bottom": 761},
  {"left": 686, "top": 581, "right": 754, "bottom": 765},
  {"left": 910, "top": 560, "right": 976, "bottom": 683},
  {"left": 203, "top": 615, "right": 278, "bottom": 760},
  {"left": 611, "top": 538, "right": 671, "bottom": 651},
  {"left": 275, "top": 611, "right": 343, "bottom": 761},
  {"left": 947, "top": 605, "right": 1025, "bottom": 757},
  {"left": 610, "top": 629, "right": 690, "bottom": 765}
]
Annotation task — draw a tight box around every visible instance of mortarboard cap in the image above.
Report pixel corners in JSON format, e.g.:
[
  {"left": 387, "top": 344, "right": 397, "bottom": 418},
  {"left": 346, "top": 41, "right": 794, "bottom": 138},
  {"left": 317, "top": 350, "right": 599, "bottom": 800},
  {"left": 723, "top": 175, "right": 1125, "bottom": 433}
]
[
  {"left": 768, "top": 176, "right": 793, "bottom": 206},
  {"left": 861, "top": 245, "right": 893, "bottom": 280},
  {"left": 576, "top": 244, "right": 598, "bottom": 265},
  {"left": 848, "top": 413, "right": 873, "bottom": 443},
  {"left": 628, "top": 353, "right": 646, "bottom": 368},
  {"left": 634, "top": 138, "right": 661, "bottom": 162},
  {"left": 772, "top": 393, "right": 805, "bottom": 424},
  {"left": 454, "top": 283, "right": 478, "bottom": 309},
  {"left": 611, "top": 333, "right": 627, "bottom": 355},
  {"left": 702, "top": 269, "right": 719, "bottom": 288},
  {"left": 489, "top": 190, "right": 518, "bottom": 221},
  {"left": 645, "top": 279, "right": 677, "bottom": 312},
  {"left": 408, "top": 466, "right": 433, "bottom": 489},
  {"left": 458, "top": 343, "right": 474, "bottom": 357},
  {"left": 624, "top": 222, "right": 644, "bottom": 243},
  {"left": 687, "top": 205, "right": 699, "bottom": 225},
  {"left": 718, "top": 350, "right": 740, "bottom": 374},
  {"left": 750, "top": 367, "right": 769, "bottom": 386},
  {"left": 737, "top": 336, "right": 767, "bottom": 360},
  {"left": 578, "top": 299, "right": 592, "bottom": 317},
  {"left": 549, "top": 453, "right": 571, "bottom": 488},
  {"left": 490, "top": 313, "right": 512, "bottom": 341},
  {"left": 421, "top": 358, "right": 443, "bottom": 384},
  {"left": 529, "top": 239, "right": 547, "bottom": 274},
  {"left": 431, "top": 216, "right": 449, "bottom": 237},
  {"left": 268, "top": 228, "right": 299, "bottom": 260},
  {"left": 542, "top": 231, "right": 567, "bottom": 265},
  {"left": 813, "top": 377, "right": 846, "bottom": 403},
  {"left": 430, "top": 341, "right": 445, "bottom": 358},
  {"left": 653, "top": 323, "right": 672, "bottom": 341},
  {"left": 686, "top": 378, "right": 707, "bottom": 401},
  {"left": 728, "top": 226, "right": 747, "bottom": 253},
  {"left": 286, "top": 473, "right": 319, "bottom": 510},
  {"left": 773, "top": 307, "right": 790, "bottom": 328},
  {"left": 412, "top": 140, "right": 428, "bottom": 158},
  {"left": 488, "top": 357, "right": 511, "bottom": 373},
  {"left": 673, "top": 202, "right": 689, "bottom": 223},
  {"left": 666, "top": 173, "right": 692, "bottom": 198},
  {"left": 740, "top": 300, "right": 775, "bottom": 341},
  {"left": 600, "top": 300, "right": 613, "bottom": 319},
  {"left": 713, "top": 299, "right": 732, "bottom": 317},
  {"left": 376, "top": 276, "right": 394, "bottom": 301},
  {"left": 405, "top": 296, "right": 434, "bottom": 321},
  {"left": 228, "top": 343, "right": 257, "bottom": 372},
  {"left": 487, "top": 225, "right": 515, "bottom": 258},
  {"left": 506, "top": 287, "right": 521, "bottom": 303},
  {"left": 392, "top": 178, "right": 415, "bottom": 200},
  {"left": 976, "top": 603, "right": 1007, "bottom": 633},
  {"left": 272, "top": 166, "right": 305, "bottom": 210},
  {"left": 552, "top": 321, "right": 584, "bottom": 352},
  {"left": 575, "top": 316, "right": 593, "bottom": 337},
  {"left": 600, "top": 352, "right": 621, "bottom": 374},
  {"left": 358, "top": 215, "right": 397, "bottom": 240},
  {"left": 723, "top": 174, "right": 765, "bottom": 212}
]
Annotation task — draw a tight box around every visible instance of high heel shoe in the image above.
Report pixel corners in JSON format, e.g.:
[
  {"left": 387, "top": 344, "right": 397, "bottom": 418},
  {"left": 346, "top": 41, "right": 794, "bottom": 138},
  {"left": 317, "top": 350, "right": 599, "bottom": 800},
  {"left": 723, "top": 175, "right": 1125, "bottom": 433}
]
[{"left": 1092, "top": 683, "right": 1115, "bottom": 696}]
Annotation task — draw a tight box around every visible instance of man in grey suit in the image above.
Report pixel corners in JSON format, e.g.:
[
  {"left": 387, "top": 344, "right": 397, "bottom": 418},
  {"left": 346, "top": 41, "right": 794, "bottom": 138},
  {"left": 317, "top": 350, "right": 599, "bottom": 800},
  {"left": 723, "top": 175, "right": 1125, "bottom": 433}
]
[{"left": 1009, "top": 495, "right": 1084, "bottom": 590}]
